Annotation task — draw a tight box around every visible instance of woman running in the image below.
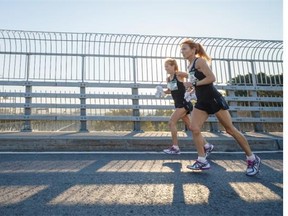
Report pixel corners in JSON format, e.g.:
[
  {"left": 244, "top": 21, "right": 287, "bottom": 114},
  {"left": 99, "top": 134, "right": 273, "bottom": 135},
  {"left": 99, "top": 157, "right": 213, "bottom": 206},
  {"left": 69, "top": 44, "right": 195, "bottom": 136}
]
[
  {"left": 162, "top": 58, "right": 213, "bottom": 155},
  {"left": 180, "top": 39, "right": 261, "bottom": 176}
]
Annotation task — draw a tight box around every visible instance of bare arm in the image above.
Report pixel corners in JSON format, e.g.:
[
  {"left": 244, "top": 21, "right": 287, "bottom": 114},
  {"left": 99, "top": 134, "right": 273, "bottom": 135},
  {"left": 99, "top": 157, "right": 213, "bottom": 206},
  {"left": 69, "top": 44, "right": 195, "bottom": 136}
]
[
  {"left": 194, "top": 58, "right": 216, "bottom": 86},
  {"left": 164, "top": 89, "right": 171, "bottom": 94},
  {"left": 176, "top": 71, "right": 188, "bottom": 79},
  {"left": 164, "top": 77, "right": 171, "bottom": 94}
]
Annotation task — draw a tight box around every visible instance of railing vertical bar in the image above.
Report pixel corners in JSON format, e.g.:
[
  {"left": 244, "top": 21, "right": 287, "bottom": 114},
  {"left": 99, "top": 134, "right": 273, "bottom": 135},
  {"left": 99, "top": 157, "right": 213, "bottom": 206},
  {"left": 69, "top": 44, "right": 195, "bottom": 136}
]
[
  {"left": 250, "top": 61, "right": 263, "bottom": 132},
  {"left": 21, "top": 54, "right": 32, "bottom": 132},
  {"left": 79, "top": 56, "right": 88, "bottom": 132}
]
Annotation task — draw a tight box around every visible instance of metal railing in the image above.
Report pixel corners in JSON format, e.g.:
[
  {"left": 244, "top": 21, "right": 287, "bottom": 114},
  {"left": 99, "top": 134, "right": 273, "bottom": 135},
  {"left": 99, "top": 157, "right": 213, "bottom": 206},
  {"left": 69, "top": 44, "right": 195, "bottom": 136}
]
[{"left": 0, "top": 29, "right": 283, "bottom": 132}]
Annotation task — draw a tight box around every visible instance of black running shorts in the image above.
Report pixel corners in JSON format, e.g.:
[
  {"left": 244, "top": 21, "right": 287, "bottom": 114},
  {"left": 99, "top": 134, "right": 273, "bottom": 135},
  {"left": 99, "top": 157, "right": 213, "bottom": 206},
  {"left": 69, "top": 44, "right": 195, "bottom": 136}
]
[
  {"left": 194, "top": 96, "right": 229, "bottom": 115},
  {"left": 175, "top": 101, "right": 193, "bottom": 114}
]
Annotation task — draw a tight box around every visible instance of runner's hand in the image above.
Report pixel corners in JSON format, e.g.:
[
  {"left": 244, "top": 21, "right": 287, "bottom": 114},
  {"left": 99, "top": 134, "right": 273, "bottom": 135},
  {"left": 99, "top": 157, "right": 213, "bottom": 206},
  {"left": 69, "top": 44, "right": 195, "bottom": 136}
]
[{"left": 155, "top": 86, "right": 166, "bottom": 98}]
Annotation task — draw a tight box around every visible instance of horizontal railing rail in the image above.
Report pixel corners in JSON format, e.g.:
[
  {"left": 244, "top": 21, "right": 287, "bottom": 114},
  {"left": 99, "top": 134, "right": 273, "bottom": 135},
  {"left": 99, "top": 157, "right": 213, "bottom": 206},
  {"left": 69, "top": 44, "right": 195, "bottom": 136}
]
[{"left": 0, "top": 81, "right": 283, "bottom": 132}]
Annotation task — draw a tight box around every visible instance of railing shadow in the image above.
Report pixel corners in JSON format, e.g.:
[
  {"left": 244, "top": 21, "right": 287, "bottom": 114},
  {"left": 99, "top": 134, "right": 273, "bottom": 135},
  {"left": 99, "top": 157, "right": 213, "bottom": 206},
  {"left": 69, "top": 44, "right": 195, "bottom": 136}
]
[{"left": 0, "top": 153, "right": 283, "bottom": 216}]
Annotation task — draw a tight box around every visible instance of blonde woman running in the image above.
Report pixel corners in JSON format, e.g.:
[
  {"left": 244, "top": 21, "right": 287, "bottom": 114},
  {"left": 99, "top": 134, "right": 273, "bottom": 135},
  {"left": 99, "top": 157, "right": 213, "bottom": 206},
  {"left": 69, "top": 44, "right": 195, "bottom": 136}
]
[
  {"left": 181, "top": 39, "right": 260, "bottom": 176},
  {"left": 162, "top": 58, "right": 213, "bottom": 155}
]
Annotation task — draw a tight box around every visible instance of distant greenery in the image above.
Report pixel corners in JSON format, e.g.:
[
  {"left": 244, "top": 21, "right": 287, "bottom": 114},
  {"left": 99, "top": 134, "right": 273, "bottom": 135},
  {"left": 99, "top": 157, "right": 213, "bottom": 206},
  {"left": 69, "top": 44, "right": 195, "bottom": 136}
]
[
  {"left": 230, "top": 72, "right": 283, "bottom": 97},
  {"left": 88, "top": 109, "right": 181, "bottom": 131},
  {"left": 230, "top": 72, "right": 283, "bottom": 86},
  {"left": 229, "top": 72, "right": 283, "bottom": 108}
]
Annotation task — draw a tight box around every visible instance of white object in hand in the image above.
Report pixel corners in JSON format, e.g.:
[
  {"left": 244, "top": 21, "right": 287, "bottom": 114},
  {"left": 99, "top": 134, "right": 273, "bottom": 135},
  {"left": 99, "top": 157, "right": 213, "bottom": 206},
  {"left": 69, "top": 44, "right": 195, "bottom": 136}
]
[
  {"left": 184, "top": 91, "right": 197, "bottom": 102},
  {"left": 155, "top": 85, "right": 166, "bottom": 98}
]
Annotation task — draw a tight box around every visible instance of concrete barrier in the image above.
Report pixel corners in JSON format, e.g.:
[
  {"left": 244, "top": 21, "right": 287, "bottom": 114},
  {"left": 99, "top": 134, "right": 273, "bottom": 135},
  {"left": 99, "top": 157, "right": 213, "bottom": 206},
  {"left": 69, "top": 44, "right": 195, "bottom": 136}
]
[{"left": 0, "top": 131, "right": 282, "bottom": 152}]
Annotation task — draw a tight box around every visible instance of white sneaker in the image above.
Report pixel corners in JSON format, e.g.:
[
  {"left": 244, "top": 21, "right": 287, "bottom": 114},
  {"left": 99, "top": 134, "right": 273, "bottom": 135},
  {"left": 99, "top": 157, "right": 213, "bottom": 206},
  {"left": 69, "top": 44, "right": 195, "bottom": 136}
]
[
  {"left": 187, "top": 160, "right": 211, "bottom": 170},
  {"left": 163, "top": 146, "right": 180, "bottom": 155},
  {"left": 246, "top": 155, "right": 261, "bottom": 176}
]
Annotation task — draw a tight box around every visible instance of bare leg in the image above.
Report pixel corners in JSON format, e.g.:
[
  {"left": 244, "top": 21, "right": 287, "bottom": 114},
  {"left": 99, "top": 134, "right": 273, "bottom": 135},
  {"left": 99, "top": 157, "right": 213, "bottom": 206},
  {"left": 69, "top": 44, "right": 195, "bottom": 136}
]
[
  {"left": 215, "top": 109, "right": 253, "bottom": 156},
  {"left": 189, "top": 108, "right": 209, "bottom": 157},
  {"left": 169, "top": 108, "right": 187, "bottom": 145},
  {"left": 181, "top": 114, "right": 209, "bottom": 145}
]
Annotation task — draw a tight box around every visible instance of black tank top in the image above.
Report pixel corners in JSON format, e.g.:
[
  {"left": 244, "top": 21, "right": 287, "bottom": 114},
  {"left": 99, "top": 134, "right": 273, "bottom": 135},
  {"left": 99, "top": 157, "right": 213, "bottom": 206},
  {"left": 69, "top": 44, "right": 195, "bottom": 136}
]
[
  {"left": 190, "top": 58, "right": 222, "bottom": 102},
  {"left": 169, "top": 74, "right": 186, "bottom": 105}
]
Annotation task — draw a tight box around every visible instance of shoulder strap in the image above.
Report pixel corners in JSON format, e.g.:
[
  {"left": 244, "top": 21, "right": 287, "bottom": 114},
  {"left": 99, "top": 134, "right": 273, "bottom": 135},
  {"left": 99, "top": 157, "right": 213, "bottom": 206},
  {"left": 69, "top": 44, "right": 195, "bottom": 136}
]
[
  {"left": 167, "top": 74, "right": 177, "bottom": 82},
  {"left": 172, "top": 74, "right": 177, "bottom": 81},
  {"left": 191, "top": 58, "right": 199, "bottom": 70}
]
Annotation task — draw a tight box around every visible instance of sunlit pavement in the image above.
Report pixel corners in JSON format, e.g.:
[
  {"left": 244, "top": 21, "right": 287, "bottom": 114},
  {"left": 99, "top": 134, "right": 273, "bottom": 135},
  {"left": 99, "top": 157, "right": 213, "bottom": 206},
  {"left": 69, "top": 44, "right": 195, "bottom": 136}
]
[{"left": 0, "top": 152, "right": 283, "bottom": 216}]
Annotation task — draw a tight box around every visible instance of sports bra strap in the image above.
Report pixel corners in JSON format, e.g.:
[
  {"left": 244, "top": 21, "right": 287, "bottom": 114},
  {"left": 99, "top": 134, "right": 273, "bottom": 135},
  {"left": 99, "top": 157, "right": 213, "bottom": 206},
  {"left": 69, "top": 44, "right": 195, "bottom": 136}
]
[{"left": 190, "top": 58, "right": 199, "bottom": 71}]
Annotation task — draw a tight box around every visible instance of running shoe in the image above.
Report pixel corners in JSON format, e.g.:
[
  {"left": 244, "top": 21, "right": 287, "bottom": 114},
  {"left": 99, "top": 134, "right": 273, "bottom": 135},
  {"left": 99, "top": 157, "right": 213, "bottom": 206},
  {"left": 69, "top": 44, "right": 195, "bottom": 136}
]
[
  {"left": 187, "top": 160, "right": 211, "bottom": 170},
  {"left": 163, "top": 146, "right": 180, "bottom": 155},
  {"left": 204, "top": 143, "right": 214, "bottom": 157},
  {"left": 246, "top": 155, "right": 261, "bottom": 176}
]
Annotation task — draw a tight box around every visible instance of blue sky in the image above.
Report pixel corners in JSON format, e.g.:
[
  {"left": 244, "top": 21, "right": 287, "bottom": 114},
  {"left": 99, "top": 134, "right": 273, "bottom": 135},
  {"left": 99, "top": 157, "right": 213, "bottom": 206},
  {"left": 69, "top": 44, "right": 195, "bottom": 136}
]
[{"left": 0, "top": 0, "right": 283, "bottom": 40}]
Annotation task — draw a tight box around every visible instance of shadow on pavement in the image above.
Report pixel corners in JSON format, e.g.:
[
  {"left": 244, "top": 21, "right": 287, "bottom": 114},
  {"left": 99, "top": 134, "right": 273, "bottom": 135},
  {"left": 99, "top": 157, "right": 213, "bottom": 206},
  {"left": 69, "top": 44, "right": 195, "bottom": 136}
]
[{"left": 0, "top": 153, "right": 283, "bottom": 216}]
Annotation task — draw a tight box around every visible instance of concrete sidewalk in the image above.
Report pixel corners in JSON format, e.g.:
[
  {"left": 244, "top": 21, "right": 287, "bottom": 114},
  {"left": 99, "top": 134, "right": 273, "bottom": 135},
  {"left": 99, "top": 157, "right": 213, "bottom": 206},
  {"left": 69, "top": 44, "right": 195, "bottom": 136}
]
[
  {"left": 0, "top": 131, "right": 283, "bottom": 152},
  {"left": 0, "top": 152, "right": 283, "bottom": 216}
]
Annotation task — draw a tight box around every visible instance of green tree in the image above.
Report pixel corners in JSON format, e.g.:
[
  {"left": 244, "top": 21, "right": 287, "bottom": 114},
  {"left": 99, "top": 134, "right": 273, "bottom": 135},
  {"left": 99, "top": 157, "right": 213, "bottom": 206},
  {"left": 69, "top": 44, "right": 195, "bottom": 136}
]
[
  {"left": 141, "top": 121, "right": 155, "bottom": 131},
  {"left": 229, "top": 72, "right": 283, "bottom": 107}
]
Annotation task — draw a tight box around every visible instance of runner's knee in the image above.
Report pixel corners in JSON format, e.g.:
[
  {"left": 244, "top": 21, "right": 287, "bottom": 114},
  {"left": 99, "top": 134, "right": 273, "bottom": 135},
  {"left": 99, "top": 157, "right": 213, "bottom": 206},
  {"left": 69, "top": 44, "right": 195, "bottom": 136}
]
[
  {"left": 189, "top": 125, "right": 201, "bottom": 135},
  {"left": 225, "top": 126, "right": 237, "bottom": 136},
  {"left": 168, "top": 120, "right": 176, "bottom": 128}
]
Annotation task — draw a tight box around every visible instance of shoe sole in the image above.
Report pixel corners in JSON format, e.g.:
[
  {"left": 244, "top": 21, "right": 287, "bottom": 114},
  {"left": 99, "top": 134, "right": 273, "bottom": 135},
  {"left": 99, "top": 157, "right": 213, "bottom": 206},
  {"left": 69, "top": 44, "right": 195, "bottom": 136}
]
[{"left": 186, "top": 166, "right": 210, "bottom": 171}]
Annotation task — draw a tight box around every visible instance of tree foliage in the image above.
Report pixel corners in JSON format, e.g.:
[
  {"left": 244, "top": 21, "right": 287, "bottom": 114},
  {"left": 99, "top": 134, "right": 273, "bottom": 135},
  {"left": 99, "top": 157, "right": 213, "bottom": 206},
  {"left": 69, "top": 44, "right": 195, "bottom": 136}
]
[{"left": 230, "top": 72, "right": 283, "bottom": 97}]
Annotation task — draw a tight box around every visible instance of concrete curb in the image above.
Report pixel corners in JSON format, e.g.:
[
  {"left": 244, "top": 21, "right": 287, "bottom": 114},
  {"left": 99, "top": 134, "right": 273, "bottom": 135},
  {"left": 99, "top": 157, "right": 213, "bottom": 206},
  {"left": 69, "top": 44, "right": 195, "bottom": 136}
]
[{"left": 0, "top": 131, "right": 283, "bottom": 152}]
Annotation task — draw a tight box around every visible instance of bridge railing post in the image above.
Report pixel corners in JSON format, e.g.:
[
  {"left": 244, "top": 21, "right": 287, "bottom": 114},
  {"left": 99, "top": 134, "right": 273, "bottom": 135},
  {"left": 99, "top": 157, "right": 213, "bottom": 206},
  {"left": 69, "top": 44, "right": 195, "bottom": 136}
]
[
  {"left": 250, "top": 61, "right": 263, "bottom": 132},
  {"left": 21, "top": 54, "right": 32, "bottom": 132},
  {"left": 79, "top": 56, "right": 89, "bottom": 132},
  {"left": 132, "top": 57, "right": 141, "bottom": 131}
]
